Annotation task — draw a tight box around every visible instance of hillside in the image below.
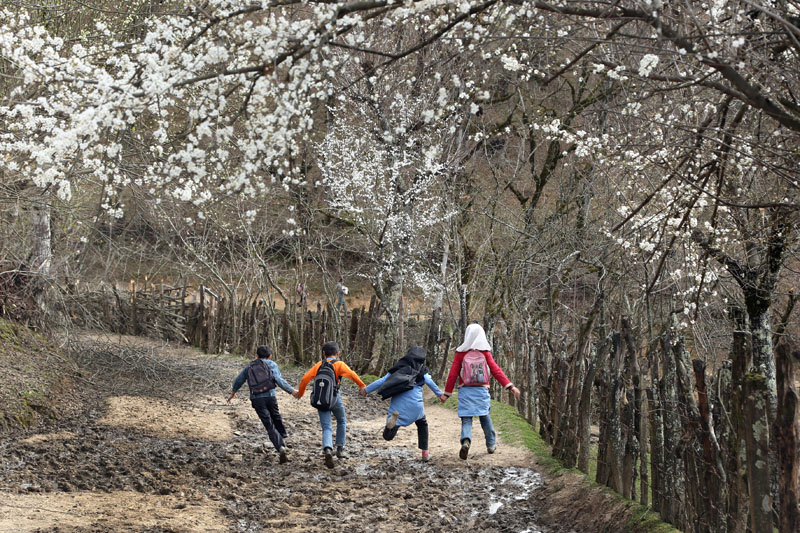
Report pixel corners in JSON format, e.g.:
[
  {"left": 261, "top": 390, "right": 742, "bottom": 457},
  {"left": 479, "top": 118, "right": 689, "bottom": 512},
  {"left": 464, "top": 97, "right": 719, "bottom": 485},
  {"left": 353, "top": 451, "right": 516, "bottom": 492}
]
[{"left": 0, "top": 319, "right": 77, "bottom": 430}]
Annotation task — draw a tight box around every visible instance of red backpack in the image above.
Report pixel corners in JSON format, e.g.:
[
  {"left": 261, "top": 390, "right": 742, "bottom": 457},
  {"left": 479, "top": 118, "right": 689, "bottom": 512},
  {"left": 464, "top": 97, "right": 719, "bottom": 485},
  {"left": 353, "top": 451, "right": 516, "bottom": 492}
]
[{"left": 460, "top": 350, "right": 490, "bottom": 386}]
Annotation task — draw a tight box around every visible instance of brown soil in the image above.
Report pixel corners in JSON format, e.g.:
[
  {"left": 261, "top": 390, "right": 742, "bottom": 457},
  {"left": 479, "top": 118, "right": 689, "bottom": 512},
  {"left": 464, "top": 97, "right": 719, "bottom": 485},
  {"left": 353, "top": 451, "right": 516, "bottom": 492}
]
[{"left": 0, "top": 333, "right": 662, "bottom": 532}]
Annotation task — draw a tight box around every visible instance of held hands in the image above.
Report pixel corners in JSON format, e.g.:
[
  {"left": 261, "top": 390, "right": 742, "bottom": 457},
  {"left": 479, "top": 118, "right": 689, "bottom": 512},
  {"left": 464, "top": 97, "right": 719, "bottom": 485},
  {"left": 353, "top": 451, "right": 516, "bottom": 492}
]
[
  {"left": 292, "top": 390, "right": 301, "bottom": 400},
  {"left": 438, "top": 394, "right": 447, "bottom": 403},
  {"left": 358, "top": 387, "right": 367, "bottom": 397}
]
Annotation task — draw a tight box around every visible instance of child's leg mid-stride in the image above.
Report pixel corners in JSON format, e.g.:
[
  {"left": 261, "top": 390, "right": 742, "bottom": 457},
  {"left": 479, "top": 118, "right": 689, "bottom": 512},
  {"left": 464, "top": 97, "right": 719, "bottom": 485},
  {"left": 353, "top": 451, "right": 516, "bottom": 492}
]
[
  {"left": 382, "top": 410, "right": 400, "bottom": 441},
  {"left": 415, "top": 417, "right": 429, "bottom": 450},
  {"left": 318, "top": 397, "right": 347, "bottom": 450},
  {"left": 383, "top": 424, "right": 400, "bottom": 441},
  {"left": 459, "top": 417, "right": 473, "bottom": 459},
  {"left": 251, "top": 397, "right": 286, "bottom": 451},
  {"left": 479, "top": 414, "right": 497, "bottom": 451},
  {"left": 460, "top": 416, "right": 474, "bottom": 444}
]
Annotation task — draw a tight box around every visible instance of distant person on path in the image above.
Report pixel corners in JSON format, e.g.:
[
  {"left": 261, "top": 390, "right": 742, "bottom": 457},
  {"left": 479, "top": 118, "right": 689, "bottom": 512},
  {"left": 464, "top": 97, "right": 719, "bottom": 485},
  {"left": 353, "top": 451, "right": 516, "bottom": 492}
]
[
  {"left": 227, "top": 345, "right": 295, "bottom": 464},
  {"left": 334, "top": 277, "right": 348, "bottom": 313},
  {"left": 440, "top": 323, "right": 520, "bottom": 460},
  {"left": 296, "top": 281, "right": 307, "bottom": 306},
  {"left": 362, "top": 346, "right": 445, "bottom": 462},
  {"left": 294, "top": 342, "right": 366, "bottom": 468}
]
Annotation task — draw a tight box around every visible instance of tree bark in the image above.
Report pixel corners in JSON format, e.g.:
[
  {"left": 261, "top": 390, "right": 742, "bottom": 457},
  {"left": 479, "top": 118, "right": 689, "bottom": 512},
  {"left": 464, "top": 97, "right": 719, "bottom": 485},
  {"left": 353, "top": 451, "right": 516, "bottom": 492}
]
[
  {"left": 744, "top": 373, "right": 773, "bottom": 533},
  {"left": 660, "top": 326, "right": 685, "bottom": 526}
]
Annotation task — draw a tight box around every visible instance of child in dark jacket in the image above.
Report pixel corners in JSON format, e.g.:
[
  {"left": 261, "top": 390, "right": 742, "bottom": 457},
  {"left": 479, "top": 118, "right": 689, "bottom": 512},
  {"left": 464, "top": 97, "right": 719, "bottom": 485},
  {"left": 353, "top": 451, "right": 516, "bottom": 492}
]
[{"left": 363, "top": 346, "right": 444, "bottom": 462}]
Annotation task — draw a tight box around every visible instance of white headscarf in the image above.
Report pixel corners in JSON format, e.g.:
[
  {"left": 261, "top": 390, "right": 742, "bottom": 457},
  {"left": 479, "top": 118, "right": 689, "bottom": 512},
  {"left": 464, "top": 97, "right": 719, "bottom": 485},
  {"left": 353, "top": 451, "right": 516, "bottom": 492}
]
[{"left": 456, "top": 323, "right": 492, "bottom": 352}]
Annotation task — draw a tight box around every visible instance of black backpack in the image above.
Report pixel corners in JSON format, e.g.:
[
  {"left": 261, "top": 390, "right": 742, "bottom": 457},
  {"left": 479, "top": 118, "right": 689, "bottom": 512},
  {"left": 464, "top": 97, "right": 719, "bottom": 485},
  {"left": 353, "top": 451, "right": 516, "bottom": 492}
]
[
  {"left": 376, "top": 368, "right": 418, "bottom": 400},
  {"left": 310, "top": 359, "right": 339, "bottom": 411},
  {"left": 246, "top": 359, "right": 276, "bottom": 394}
]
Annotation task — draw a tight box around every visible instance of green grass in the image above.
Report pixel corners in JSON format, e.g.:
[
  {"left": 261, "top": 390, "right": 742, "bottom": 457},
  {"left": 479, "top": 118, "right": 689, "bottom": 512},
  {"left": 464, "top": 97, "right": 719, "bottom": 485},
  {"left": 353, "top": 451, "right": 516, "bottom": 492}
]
[{"left": 360, "top": 374, "right": 380, "bottom": 385}]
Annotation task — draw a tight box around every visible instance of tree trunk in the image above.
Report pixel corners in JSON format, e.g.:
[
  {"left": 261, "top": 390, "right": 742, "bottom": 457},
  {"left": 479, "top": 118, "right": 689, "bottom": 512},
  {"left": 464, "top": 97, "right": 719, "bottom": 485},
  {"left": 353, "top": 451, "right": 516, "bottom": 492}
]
[
  {"left": 660, "top": 327, "right": 685, "bottom": 526},
  {"left": 646, "top": 386, "right": 664, "bottom": 515},
  {"left": 459, "top": 283, "right": 467, "bottom": 339},
  {"left": 527, "top": 327, "right": 538, "bottom": 429},
  {"left": 748, "top": 305, "right": 777, "bottom": 409},
  {"left": 577, "top": 341, "right": 603, "bottom": 474},
  {"left": 621, "top": 317, "right": 641, "bottom": 501},
  {"left": 31, "top": 198, "right": 52, "bottom": 277},
  {"left": 725, "top": 306, "right": 750, "bottom": 533},
  {"left": 639, "top": 392, "right": 649, "bottom": 506},
  {"left": 693, "top": 358, "right": 725, "bottom": 531},
  {"left": 744, "top": 373, "right": 773, "bottom": 533},
  {"left": 427, "top": 237, "right": 449, "bottom": 371}
]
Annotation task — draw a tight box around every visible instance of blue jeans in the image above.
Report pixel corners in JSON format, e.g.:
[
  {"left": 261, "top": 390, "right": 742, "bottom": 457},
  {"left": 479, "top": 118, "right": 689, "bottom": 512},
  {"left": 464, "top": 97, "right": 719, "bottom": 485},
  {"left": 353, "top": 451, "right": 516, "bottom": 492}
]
[
  {"left": 461, "top": 415, "right": 496, "bottom": 448},
  {"left": 318, "top": 396, "right": 346, "bottom": 449}
]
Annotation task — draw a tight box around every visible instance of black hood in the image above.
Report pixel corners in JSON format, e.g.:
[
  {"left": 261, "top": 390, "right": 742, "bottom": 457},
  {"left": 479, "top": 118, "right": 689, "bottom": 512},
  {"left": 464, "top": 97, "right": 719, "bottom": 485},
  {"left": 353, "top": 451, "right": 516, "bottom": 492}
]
[{"left": 388, "top": 346, "right": 429, "bottom": 383}]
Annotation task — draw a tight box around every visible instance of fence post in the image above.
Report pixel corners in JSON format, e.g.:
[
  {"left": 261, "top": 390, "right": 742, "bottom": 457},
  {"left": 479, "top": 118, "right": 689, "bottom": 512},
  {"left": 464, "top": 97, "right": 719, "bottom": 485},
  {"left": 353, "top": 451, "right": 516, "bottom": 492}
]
[
  {"left": 776, "top": 344, "right": 800, "bottom": 533},
  {"left": 129, "top": 279, "right": 138, "bottom": 335}
]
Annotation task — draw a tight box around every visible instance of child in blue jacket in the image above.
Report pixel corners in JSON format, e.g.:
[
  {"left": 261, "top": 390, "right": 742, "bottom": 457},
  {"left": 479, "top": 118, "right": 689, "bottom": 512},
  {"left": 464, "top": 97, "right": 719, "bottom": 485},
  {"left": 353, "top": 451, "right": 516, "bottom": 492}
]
[
  {"left": 227, "top": 345, "right": 295, "bottom": 464},
  {"left": 362, "top": 346, "right": 444, "bottom": 461}
]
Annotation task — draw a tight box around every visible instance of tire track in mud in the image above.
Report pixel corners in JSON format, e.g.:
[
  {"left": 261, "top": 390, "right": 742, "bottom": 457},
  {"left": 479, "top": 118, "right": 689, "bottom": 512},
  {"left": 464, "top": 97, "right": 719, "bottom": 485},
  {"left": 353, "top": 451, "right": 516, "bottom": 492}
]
[{"left": 0, "top": 338, "right": 549, "bottom": 532}]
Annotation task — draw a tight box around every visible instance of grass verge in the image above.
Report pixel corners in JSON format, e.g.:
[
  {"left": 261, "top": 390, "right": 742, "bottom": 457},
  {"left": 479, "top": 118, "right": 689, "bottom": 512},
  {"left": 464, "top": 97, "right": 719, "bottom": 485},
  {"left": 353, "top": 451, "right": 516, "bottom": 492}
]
[{"left": 441, "top": 394, "right": 679, "bottom": 533}]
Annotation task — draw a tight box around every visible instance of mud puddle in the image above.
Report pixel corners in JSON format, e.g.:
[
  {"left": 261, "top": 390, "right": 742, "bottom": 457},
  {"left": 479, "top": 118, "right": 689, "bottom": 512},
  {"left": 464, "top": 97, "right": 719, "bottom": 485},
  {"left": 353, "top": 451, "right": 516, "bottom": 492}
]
[{"left": 0, "top": 335, "right": 547, "bottom": 532}]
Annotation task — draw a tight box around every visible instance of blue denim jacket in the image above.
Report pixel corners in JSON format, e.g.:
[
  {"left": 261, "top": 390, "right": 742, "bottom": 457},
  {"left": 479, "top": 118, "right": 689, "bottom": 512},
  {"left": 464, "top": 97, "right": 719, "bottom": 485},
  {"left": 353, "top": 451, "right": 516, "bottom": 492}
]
[{"left": 232, "top": 358, "right": 295, "bottom": 399}]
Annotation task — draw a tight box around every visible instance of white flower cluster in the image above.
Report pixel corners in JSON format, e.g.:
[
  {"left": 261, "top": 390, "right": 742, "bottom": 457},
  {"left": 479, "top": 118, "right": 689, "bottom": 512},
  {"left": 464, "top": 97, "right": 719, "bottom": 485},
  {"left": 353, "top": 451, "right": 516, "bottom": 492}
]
[{"left": 638, "top": 54, "right": 659, "bottom": 77}]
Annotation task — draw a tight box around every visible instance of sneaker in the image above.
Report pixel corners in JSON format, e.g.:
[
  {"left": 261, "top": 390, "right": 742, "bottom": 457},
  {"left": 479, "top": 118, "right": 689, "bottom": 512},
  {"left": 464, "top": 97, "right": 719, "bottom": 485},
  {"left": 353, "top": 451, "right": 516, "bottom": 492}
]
[
  {"left": 487, "top": 444, "right": 497, "bottom": 454},
  {"left": 421, "top": 450, "right": 431, "bottom": 462},
  {"left": 323, "top": 447, "right": 335, "bottom": 469},
  {"left": 387, "top": 411, "right": 399, "bottom": 430},
  {"left": 279, "top": 447, "right": 288, "bottom": 464},
  {"left": 336, "top": 446, "right": 348, "bottom": 459},
  {"left": 459, "top": 439, "right": 471, "bottom": 460}
]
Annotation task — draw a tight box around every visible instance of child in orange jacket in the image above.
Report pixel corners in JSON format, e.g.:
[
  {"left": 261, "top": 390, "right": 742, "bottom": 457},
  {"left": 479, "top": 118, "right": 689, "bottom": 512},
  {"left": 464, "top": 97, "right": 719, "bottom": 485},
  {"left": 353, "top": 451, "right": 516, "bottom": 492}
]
[{"left": 294, "top": 342, "right": 366, "bottom": 468}]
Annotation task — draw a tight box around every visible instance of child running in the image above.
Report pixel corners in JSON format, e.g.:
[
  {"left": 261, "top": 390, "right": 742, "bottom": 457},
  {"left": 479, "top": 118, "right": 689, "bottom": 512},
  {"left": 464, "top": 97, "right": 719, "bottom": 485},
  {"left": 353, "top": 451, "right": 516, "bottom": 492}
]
[
  {"left": 294, "top": 341, "right": 366, "bottom": 468},
  {"left": 440, "top": 323, "right": 520, "bottom": 459},
  {"left": 227, "top": 345, "right": 294, "bottom": 464},
  {"left": 362, "top": 346, "right": 444, "bottom": 462}
]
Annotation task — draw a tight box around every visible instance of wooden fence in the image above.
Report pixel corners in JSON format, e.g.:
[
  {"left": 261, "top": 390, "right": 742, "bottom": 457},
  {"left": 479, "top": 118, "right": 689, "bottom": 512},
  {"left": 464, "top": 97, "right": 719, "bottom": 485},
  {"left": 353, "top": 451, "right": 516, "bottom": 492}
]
[{"left": 62, "top": 282, "right": 437, "bottom": 376}]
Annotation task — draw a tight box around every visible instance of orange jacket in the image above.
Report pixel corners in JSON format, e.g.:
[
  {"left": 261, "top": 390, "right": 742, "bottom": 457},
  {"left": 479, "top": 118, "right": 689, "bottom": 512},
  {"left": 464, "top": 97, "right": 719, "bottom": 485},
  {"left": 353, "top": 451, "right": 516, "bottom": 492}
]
[{"left": 296, "top": 357, "right": 366, "bottom": 397}]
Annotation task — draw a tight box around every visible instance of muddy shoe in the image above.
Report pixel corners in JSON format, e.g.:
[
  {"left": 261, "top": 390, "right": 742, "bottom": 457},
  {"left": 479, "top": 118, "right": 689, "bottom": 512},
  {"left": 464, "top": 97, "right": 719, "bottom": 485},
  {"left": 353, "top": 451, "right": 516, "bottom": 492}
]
[
  {"left": 487, "top": 444, "right": 497, "bottom": 454},
  {"left": 279, "top": 447, "right": 288, "bottom": 464},
  {"left": 336, "top": 446, "right": 348, "bottom": 459},
  {"left": 421, "top": 450, "right": 430, "bottom": 462},
  {"left": 459, "top": 439, "right": 471, "bottom": 460},
  {"left": 323, "top": 447, "right": 335, "bottom": 469},
  {"left": 387, "top": 411, "right": 399, "bottom": 430}
]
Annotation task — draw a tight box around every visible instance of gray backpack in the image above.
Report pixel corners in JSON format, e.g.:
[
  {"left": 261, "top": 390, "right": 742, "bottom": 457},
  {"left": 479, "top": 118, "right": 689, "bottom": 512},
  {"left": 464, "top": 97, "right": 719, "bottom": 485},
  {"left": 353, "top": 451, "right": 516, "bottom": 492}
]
[{"left": 310, "top": 359, "right": 339, "bottom": 410}]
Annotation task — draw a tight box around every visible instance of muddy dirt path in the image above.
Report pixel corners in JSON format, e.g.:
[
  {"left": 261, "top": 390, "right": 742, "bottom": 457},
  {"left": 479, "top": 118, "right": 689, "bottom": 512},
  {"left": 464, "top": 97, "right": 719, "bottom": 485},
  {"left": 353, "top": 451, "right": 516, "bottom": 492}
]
[{"left": 0, "top": 335, "right": 549, "bottom": 532}]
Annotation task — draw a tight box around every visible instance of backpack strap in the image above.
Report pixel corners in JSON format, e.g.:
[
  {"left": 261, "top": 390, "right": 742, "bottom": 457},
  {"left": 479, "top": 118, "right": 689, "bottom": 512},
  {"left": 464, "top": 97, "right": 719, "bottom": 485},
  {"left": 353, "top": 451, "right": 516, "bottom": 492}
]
[{"left": 324, "top": 358, "right": 341, "bottom": 383}]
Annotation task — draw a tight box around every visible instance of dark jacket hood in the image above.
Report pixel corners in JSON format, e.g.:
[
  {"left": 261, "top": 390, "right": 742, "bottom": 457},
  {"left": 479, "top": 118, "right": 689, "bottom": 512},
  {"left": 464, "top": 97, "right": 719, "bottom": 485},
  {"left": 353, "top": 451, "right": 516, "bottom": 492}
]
[{"left": 388, "top": 346, "right": 429, "bottom": 382}]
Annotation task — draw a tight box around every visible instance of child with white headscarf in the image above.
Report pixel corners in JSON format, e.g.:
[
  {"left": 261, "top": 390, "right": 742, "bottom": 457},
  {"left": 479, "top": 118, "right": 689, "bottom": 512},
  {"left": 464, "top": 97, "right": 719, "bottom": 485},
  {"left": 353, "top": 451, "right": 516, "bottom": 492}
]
[{"left": 440, "top": 323, "right": 520, "bottom": 459}]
